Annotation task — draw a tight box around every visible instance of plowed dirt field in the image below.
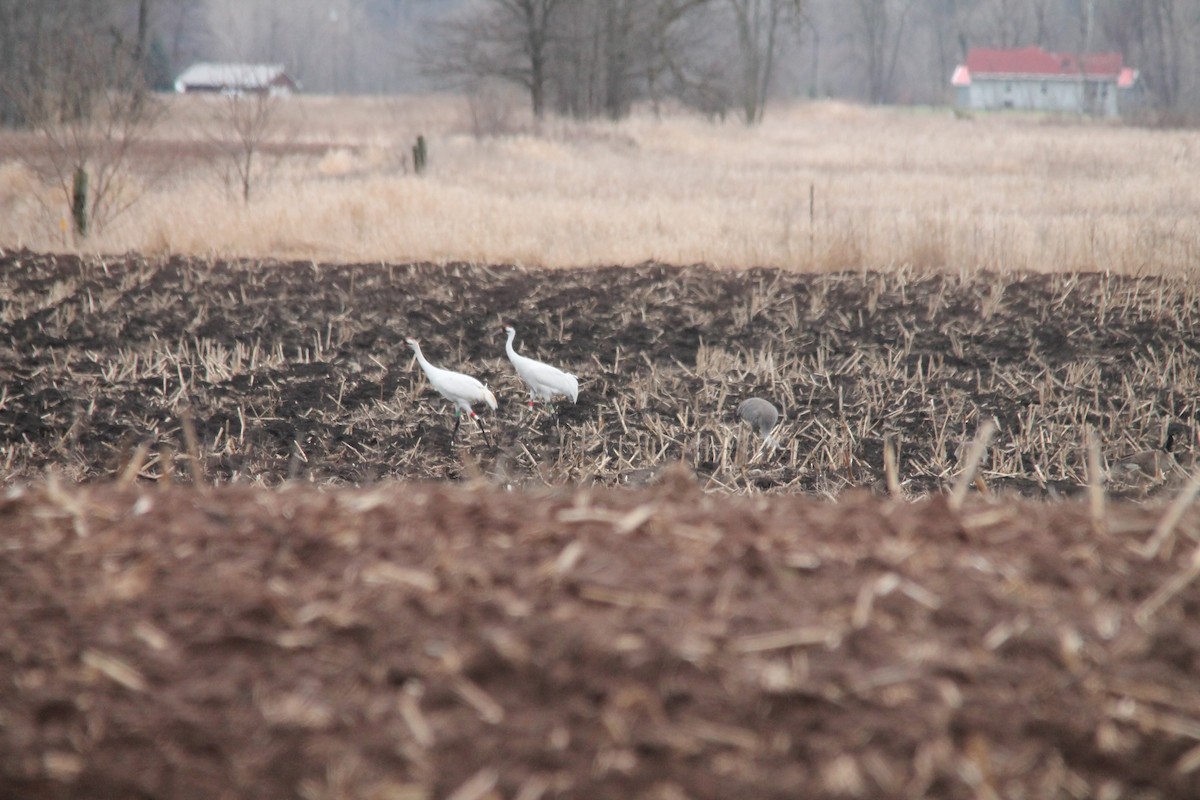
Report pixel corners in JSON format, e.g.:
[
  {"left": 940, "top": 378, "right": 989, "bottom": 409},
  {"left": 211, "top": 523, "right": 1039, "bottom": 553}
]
[
  {"left": 2, "top": 250, "right": 1199, "bottom": 495},
  {"left": 2, "top": 251, "right": 1200, "bottom": 798}
]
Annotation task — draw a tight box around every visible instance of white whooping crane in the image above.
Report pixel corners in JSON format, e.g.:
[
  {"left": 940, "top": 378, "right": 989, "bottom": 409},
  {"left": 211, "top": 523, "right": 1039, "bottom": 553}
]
[
  {"left": 405, "top": 337, "right": 497, "bottom": 441},
  {"left": 503, "top": 325, "right": 579, "bottom": 407}
]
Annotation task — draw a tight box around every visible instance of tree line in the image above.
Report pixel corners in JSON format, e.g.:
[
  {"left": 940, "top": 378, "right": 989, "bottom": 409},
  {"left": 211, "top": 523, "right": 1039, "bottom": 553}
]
[{"left": 3, "top": 0, "right": 1200, "bottom": 127}]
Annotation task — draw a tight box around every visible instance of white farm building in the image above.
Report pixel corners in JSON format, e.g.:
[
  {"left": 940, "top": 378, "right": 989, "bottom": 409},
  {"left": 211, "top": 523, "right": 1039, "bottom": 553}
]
[
  {"left": 952, "top": 46, "right": 1138, "bottom": 118},
  {"left": 174, "top": 63, "right": 299, "bottom": 96}
]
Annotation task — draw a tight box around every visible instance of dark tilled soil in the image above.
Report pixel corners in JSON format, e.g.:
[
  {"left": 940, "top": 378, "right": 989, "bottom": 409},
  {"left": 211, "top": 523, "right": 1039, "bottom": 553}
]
[
  {"left": 1, "top": 250, "right": 1198, "bottom": 496},
  {"left": 2, "top": 480, "right": 1199, "bottom": 799},
  {"left": 4, "top": 252, "right": 1200, "bottom": 798}
]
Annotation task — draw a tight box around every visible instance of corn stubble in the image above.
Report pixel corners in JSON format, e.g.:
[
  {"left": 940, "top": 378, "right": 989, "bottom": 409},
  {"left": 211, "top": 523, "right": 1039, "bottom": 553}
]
[{"left": 2, "top": 252, "right": 1198, "bottom": 500}]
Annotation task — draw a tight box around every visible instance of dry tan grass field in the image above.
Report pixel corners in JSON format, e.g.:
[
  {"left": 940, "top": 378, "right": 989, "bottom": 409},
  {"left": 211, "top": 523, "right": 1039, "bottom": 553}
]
[
  {"left": 2, "top": 94, "right": 1199, "bottom": 273},
  {"left": 5, "top": 98, "right": 1200, "bottom": 800}
]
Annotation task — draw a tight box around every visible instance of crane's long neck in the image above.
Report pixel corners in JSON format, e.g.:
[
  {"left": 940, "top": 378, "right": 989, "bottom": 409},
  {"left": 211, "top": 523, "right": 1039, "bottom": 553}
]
[
  {"left": 410, "top": 342, "right": 433, "bottom": 373},
  {"left": 505, "top": 329, "right": 518, "bottom": 360}
]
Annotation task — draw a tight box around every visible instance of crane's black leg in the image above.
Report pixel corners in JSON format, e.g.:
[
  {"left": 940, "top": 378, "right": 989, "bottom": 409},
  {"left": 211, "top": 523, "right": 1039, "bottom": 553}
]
[
  {"left": 451, "top": 409, "right": 462, "bottom": 439},
  {"left": 473, "top": 413, "right": 493, "bottom": 447}
]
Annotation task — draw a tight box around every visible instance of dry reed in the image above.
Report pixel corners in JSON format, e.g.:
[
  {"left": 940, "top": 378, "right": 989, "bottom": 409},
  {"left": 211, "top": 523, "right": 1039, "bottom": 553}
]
[{"left": 1, "top": 96, "right": 1198, "bottom": 274}]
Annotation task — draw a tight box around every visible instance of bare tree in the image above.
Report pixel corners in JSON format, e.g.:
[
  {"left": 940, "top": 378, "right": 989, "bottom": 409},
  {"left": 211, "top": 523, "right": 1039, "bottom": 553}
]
[
  {"left": 544, "top": 0, "right": 612, "bottom": 118},
  {"left": 425, "top": 0, "right": 569, "bottom": 120},
  {"left": 426, "top": 0, "right": 732, "bottom": 121},
  {"left": 159, "top": 0, "right": 208, "bottom": 76},
  {"left": 850, "top": 0, "right": 919, "bottom": 103},
  {"left": 0, "top": 0, "right": 181, "bottom": 121},
  {"left": 206, "top": 87, "right": 286, "bottom": 204},
  {"left": 725, "top": 0, "right": 806, "bottom": 124},
  {"left": 549, "top": 0, "right": 642, "bottom": 119},
  {"left": 600, "top": 0, "right": 637, "bottom": 118},
  {"left": 1028, "top": 0, "right": 1058, "bottom": 46},
  {"left": 544, "top": 0, "right": 711, "bottom": 119},
  {"left": 193, "top": 0, "right": 430, "bottom": 93},
  {"left": 643, "top": 0, "right": 733, "bottom": 116},
  {"left": 981, "top": 0, "right": 1032, "bottom": 47},
  {"left": 0, "top": 0, "right": 116, "bottom": 128},
  {"left": 539, "top": 0, "right": 804, "bottom": 123},
  {"left": 921, "top": 0, "right": 974, "bottom": 100},
  {"left": 0, "top": 0, "right": 34, "bottom": 125},
  {"left": 1099, "top": 0, "right": 1193, "bottom": 114},
  {"left": 2, "top": 3, "right": 162, "bottom": 239}
]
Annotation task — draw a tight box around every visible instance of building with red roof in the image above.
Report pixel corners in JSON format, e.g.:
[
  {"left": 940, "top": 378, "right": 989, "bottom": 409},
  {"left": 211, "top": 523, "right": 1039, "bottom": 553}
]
[{"left": 951, "top": 46, "right": 1139, "bottom": 117}]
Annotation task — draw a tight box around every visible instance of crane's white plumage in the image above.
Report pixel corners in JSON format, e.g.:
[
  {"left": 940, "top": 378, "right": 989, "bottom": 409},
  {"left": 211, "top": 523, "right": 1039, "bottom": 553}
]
[
  {"left": 504, "top": 325, "right": 579, "bottom": 406},
  {"left": 406, "top": 338, "right": 496, "bottom": 437}
]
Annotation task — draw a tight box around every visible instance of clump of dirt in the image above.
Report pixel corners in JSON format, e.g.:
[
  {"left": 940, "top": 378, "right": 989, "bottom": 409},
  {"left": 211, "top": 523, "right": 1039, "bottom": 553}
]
[
  {"left": 2, "top": 479, "right": 1199, "bottom": 799},
  {"left": 2, "top": 250, "right": 1198, "bottom": 497}
]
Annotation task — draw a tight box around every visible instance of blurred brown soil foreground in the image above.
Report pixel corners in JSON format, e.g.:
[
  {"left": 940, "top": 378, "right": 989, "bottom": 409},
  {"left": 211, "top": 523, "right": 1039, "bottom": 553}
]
[{"left": 2, "top": 478, "right": 1200, "bottom": 799}]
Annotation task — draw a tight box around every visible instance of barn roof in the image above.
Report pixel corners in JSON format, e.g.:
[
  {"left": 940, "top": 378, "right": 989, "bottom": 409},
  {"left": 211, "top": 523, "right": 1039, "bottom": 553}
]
[
  {"left": 174, "top": 63, "right": 293, "bottom": 92},
  {"left": 953, "top": 47, "right": 1136, "bottom": 87}
]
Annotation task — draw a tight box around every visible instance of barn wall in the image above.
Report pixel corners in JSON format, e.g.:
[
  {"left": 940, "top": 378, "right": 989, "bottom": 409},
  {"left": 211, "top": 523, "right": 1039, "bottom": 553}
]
[{"left": 961, "top": 78, "right": 1120, "bottom": 117}]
